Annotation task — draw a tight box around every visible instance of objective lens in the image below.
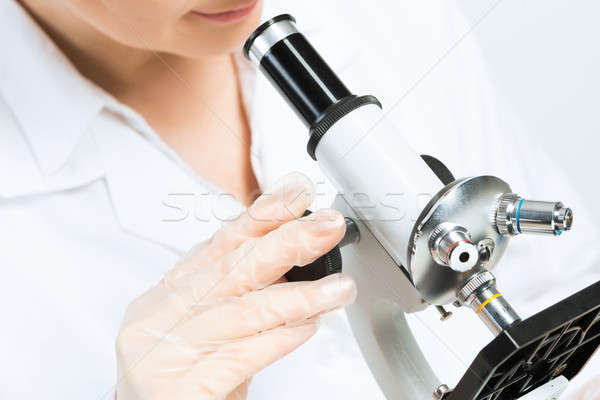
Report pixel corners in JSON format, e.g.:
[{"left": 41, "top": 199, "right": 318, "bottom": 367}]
[{"left": 496, "top": 193, "right": 574, "bottom": 236}]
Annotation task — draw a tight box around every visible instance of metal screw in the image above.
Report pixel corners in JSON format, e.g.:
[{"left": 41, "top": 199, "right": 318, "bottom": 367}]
[
  {"left": 433, "top": 384, "right": 451, "bottom": 399},
  {"left": 477, "top": 238, "right": 495, "bottom": 264},
  {"left": 435, "top": 306, "right": 453, "bottom": 321},
  {"left": 551, "top": 364, "right": 567, "bottom": 377}
]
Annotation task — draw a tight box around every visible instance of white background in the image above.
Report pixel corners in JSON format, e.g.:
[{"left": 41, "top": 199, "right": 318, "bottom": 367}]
[{"left": 460, "top": 0, "right": 600, "bottom": 224}]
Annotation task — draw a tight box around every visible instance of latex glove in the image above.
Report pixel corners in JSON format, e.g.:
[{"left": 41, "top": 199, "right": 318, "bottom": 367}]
[
  {"left": 115, "top": 172, "right": 357, "bottom": 400},
  {"left": 569, "top": 377, "right": 600, "bottom": 399}
]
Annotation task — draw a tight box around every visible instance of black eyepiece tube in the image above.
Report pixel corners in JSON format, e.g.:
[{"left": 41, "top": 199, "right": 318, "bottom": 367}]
[
  {"left": 244, "top": 14, "right": 353, "bottom": 128},
  {"left": 244, "top": 14, "right": 381, "bottom": 160}
]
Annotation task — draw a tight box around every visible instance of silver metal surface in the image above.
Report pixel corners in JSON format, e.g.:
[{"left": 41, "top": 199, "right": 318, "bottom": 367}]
[
  {"left": 457, "top": 271, "right": 520, "bottom": 335},
  {"left": 476, "top": 238, "right": 495, "bottom": 264},
  {"left": 248, "top": 19, "right": 299, "bottom": 64},
  {"left": 457, "top": 271, "right": 495, "bottom": 304},
  {"left": 496, "top": 193, "right": 522, "bottom": 235},
  {"left": 428, "top": 223, "right": 479, "bottom": 272},
  {"left": 468, "top": 284, "right": 521, "bottom": 335},
  {"left": 409, "top": 176, "right": 512, "bottom": 305},
  {"left": 433, "top": 384, "right": 451, "bottom": 399},
  {"left": 495, "top": 194, "right": 574, "bottom": 236},
  {"left": 518, "top": 200, "right": 573, "bottom": 235}
]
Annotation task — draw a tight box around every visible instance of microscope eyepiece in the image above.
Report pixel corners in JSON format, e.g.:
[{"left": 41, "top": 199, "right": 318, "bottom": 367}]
[
  {"left": 244, "top": 14, "right": 381, "bottom": 159},
  {"left": 243, "top": 14, "right": 298, "bottom": 62}
]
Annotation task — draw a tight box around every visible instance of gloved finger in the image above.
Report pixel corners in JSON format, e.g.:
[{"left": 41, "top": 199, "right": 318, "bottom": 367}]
[
  {"left": 184, "top": 319, "right": 319, "bottom": 400},
  {"left": 206, "top": 208, "right": 346, "bottom": 298},
  {"left": 182, "top": 172, "right": 315, "bottom": 263},
  {"left": 165, "top": 208, "right": 345, "bottom": 303},
  {"left": 181, "top": 273, "right": 357, "bottom": 341}
]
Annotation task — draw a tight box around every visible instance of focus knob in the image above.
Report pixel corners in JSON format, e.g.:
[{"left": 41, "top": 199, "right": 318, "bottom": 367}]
[
  {"left": 284, "top": 210, "right": 343, "bottom": 282},
  {"left": 285, "top": 245, "right": 342, "bottom": 282}
]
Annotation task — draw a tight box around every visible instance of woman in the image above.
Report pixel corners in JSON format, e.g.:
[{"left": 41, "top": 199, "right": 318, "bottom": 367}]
[{"left": 1, "top": 0, "right": 598, "bottom": 399}]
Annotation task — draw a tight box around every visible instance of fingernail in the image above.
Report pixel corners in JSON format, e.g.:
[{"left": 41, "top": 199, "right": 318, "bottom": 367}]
[
  {"left": 318, "top": 274, "right": 357, "bottom": 306},
  {"left": 305, "top": 209, "right": 345, "bottom": 234}
]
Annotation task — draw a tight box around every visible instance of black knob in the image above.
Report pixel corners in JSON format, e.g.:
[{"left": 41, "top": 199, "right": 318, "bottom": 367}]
[{"left": 284, "top": 210, "right": 343, "bottom": 282}]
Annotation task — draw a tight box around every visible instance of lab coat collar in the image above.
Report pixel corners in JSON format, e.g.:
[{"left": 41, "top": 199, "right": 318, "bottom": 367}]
[
  {"left": 91, "top": 110, "right": 237, "bottom": 253},
  {"left": 0, "top": 0, "right": 109, "bottom": 175},
  {"left": 0, "top": 0, "right": 349, "bottom": 252}
]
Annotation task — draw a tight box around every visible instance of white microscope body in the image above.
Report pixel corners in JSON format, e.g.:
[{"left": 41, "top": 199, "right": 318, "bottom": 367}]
[{"left": 244, "top": 15, "right": 597, "bottom": 400}]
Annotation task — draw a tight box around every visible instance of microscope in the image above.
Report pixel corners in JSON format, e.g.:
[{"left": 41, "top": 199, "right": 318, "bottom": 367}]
[{"left": 244, "top": 15, "right": 600, "bottom": 400}]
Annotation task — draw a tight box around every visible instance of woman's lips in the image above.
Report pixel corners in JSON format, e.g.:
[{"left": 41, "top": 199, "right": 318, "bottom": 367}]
[{"left": 191, "top": 0, "right": 258, "bottom": 23}]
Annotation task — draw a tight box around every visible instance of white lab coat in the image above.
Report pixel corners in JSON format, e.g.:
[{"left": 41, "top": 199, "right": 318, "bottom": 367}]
[{"left": 0, "top": 0, "right": 598, "bottom": 399}]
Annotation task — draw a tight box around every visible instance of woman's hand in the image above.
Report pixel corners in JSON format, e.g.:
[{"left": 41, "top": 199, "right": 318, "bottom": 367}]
[{"left": 115, "top": 172, "right": 357, "bottom": 400}]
